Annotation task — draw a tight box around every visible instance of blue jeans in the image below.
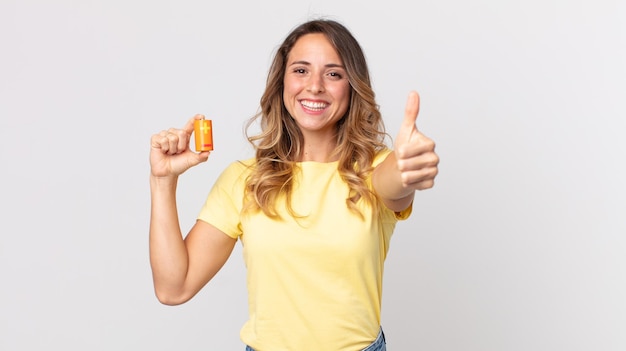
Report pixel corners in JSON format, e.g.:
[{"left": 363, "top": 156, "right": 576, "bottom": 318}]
[{"left": 245, "top": 327, "right": 386, "bottom": 350}]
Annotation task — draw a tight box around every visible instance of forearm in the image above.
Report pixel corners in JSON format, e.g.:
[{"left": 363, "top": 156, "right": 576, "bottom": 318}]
[
  {"left": 149, "top": 175, "right": 190, "bottom": 297},
  {"left": 372, "top": 152, "right": 415, "bottom": 212}
]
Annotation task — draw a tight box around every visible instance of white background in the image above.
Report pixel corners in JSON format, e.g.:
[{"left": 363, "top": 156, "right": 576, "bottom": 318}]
[{"left": 1, "top": 0, "right": 625, "bottom": 350}]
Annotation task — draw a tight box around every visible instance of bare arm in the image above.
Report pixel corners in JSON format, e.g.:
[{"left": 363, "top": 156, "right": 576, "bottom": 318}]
[
  {"left": 372, "top": 91, "right": 439, "bottom": 212},
  {"left": 148, "top": 115, "right": 236, "bottom": 305}
]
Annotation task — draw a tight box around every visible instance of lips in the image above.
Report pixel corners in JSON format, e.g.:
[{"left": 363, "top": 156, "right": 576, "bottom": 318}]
[{"left": 300, "top": 100, "right": 328, "bottom": 111}]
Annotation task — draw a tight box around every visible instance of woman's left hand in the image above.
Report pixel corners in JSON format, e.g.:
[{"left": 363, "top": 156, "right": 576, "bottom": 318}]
[{"left": 393, "top": 91, "right": 439, "bottom": 191}]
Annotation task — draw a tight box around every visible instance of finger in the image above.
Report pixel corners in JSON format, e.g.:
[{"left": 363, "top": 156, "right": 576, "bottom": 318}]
[
  {"left": 184, "top": 114, "right": 205, "bottom": 134},
  {"left": 165, "top": 131, "right": 181, "bottom": 154},
  {"left": 167, "top": 124, "right": 192, "bottom": 154},
  {"left": 403, "top": 90, "right": 420, "bottom": 128},
  {"left": 150, "top": 133, "right": 168, "bottom": 152},
  {"left": 400, "top": 167, "right": 438, "bottom": 189},
  {"left": 413, "top": 178, "right": 436, "bottom": 191},
  {"left": 397, "top": 91, "right": 420, "bottom": 145},
  {"left": 399, "top": 134, "right": 437, "bottom": 159},
  {"left": 153, "top": 130, "right": 175, "bottom": 152},
  {"left": 397, "top": 151, "right": 439, "bottom": 173},
  {"left": 196, "top": 151, "right": 211, "bottom": 163}
]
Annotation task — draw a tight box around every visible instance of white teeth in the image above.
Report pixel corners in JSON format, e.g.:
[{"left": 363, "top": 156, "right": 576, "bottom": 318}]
[{"left": 301, "top": 100, "right": 327, "bottom": 110}]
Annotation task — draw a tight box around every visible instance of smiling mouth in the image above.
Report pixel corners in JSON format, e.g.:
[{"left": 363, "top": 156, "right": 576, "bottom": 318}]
[{"left": 300, "top": 100, "right": 328, "bottom": 111}]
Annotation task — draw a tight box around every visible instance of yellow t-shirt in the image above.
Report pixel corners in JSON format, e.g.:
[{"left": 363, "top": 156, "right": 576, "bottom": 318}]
[{"left": 197, "top": 150, "right": 411, "bottom": 351}]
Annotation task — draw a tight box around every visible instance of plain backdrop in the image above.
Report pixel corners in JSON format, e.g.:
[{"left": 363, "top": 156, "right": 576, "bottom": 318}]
[{"left": 1, "top": 0, "right": 625, "bottom": 350}]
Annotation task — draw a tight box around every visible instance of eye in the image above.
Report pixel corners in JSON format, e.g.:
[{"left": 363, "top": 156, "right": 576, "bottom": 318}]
[
  {"left": 327, "top": 71, "right": 344, "bottom": 80},
  {"left": 293, "top": 68, "right": 307, "bottom": 74}
]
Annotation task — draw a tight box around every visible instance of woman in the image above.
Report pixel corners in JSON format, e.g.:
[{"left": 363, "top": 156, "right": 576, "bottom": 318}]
[{"left": 149, "top": 19, "right": 439, "bottom": 351}]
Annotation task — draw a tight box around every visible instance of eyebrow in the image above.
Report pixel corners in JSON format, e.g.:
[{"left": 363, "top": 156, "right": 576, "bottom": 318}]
[{"left": 289, "top": 60, "right": 345, "bottom": 69}]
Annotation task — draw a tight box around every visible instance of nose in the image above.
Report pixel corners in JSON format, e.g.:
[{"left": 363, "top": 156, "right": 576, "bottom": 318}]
[{"left": 306, "top": 74, "right": 325, "bottom": 93}]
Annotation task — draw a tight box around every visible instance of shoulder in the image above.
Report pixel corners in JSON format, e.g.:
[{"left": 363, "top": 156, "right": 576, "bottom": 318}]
[
  {"left": 223, "top": 158, "right": 255, "bottom": 174},
  {"left": 372, "top": 148, "right": 392, "bottom": 167},
  {"left": 215, "top": 158, "right": 256, "bottom": 186}
]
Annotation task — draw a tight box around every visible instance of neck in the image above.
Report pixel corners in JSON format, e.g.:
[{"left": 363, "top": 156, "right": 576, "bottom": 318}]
[{"left": 299, "top": 136, "right": 339, "bottom": 162}]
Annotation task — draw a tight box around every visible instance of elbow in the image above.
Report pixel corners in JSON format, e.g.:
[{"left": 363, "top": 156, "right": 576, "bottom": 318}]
[{"left": 154, "top": 288, "right": 192, "bottom": 306}]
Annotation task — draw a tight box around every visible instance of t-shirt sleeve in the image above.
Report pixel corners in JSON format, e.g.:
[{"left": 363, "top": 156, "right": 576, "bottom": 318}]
[
  {"left": 197, "top": 160, "right": 250, "bottom": 239},
  {"left": 371, "top": 149, "right": 413, "bottom": 221}
]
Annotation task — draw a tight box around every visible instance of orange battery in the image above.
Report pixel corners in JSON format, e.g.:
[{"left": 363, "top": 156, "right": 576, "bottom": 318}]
[{"left": 193, "top": 119, "right": 214, "bottom": 151}]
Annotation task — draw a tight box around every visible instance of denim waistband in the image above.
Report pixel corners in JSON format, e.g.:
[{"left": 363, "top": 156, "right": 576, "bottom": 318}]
[{"left": 361, "top": 327, "right": 386, "bottom": 351}]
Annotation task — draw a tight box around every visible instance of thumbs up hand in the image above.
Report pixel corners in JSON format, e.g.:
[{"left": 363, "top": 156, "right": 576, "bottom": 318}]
[{"left": 393, "top": 91, "right": 439, "bottom": 191}]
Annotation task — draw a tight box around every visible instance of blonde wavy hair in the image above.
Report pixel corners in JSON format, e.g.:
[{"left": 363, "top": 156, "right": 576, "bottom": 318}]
[{"left": 244, "top": 19, "right": 388, "bottom": 219}]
